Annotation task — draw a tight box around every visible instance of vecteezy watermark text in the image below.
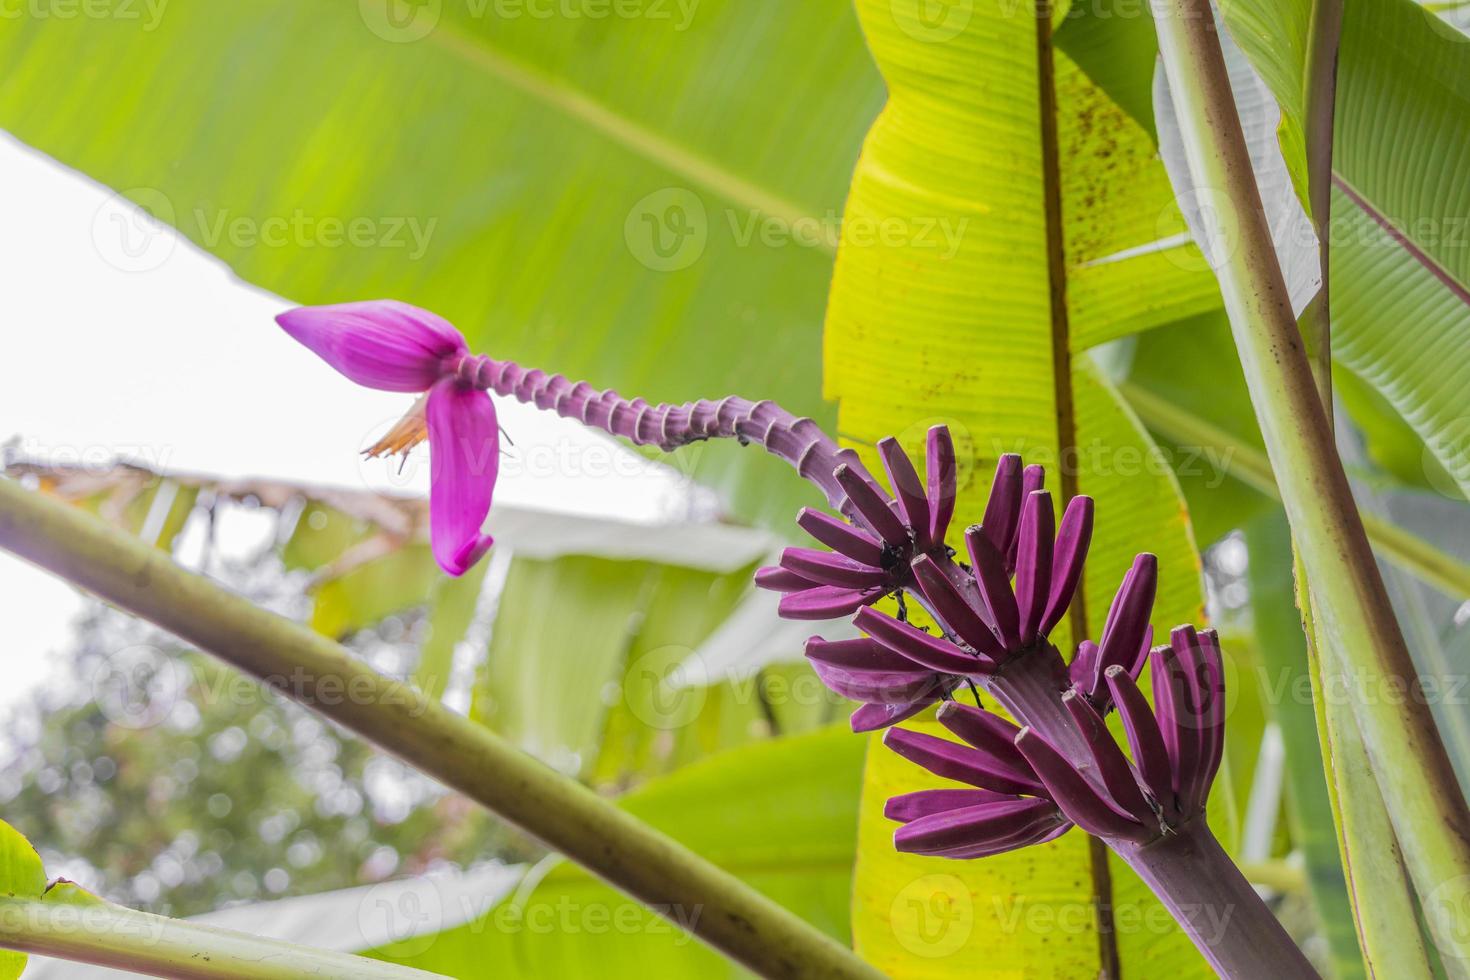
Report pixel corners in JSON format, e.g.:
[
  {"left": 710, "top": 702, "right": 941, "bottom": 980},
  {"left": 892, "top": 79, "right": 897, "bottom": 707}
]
[
  {"left": 0, "top": 0, "right": 167, "bottom": 30},
  {"left": 92, "top": 187, "right": 438, "bottom": 273}
]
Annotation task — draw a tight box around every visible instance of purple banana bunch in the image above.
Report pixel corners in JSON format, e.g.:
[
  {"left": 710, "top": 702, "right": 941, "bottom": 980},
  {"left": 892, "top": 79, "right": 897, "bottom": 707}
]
[
  {"left": 272, "top": 300, "right": 1304, "bottom": 978},
  {"left": 885, "top": 628, "right": 1226, "bottom": 859},
  {"left": 779, "top": 447, "right": 1158, "bottom": 732},
  {"left": 754, "top": 427, "right": 958, "bottom": 620}
]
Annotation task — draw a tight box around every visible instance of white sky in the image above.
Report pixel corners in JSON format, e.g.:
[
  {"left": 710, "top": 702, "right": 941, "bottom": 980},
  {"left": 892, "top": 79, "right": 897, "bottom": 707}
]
[{"left": 0, "top": 132, "right": 697, "bottom": 706}]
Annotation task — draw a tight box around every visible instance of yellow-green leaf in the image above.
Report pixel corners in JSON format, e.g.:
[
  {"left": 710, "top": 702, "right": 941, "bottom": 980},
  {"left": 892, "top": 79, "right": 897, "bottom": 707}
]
[{"left": 826, "top": 1, "right": 1210, "bottom": 974}]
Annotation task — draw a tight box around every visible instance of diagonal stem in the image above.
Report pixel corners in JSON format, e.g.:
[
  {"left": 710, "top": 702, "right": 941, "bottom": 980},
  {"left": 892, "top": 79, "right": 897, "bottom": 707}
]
[
  {"left": 0, "top": 896, "right": 443, "bottom": 980},
  {"left": 1151, "top": 0, "right": 1470, "bottom": 964},
  {"left": 0, "top": 477, "right": 883, "bottom": 980}
]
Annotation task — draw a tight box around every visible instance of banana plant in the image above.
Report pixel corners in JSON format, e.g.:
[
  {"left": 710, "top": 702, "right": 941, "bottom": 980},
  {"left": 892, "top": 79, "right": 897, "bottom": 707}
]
[{"left": 4, "top": 0, "right": 1470, "bottom": 976}]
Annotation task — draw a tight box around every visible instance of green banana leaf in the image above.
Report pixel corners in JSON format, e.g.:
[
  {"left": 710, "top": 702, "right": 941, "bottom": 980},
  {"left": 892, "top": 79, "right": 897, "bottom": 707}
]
[
  {"left": 825, "top": 1, "right": 1215, "bottom": 973},
  {"left": 365, "top": 726, "right": 865, "bottom": 978},
  {"left": 0, "top": 0, "right": 885, "bottom": 530},
  {"left": 1061, "top": 0, "right": 1470, "bottom": 502},
  {"left": 0, "top": 819, "right": 46, "bottom": 980},
  {"left": 474, "top": 552, "right": 837, "bottom": 787}
]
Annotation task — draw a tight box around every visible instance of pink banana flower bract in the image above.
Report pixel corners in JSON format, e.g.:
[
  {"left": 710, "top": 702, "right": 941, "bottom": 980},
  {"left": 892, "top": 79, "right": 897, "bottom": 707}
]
[{"left": 276, "top": 300, "right": 498, "bottom": 577}]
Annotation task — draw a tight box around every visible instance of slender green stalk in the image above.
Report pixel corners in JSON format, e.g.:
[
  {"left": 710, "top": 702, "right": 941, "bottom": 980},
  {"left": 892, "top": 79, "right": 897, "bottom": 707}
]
[
  {"left": 1150, "top": 0, "right": 1470, "bottom": 965},
  {"left": 0, "top": 896, "right": 442, "bottom": 980},
  {"left": 1301, "top": 0, "right": 1342, "bottom": 411},
  {"left": 1119, "top": 381, "right": 1470, "bottom": 598},
  {"left": 0, "top": 478, "right": 882, "bottom": 980},
  {"left": 1296, "top": 556, "right": 1434, "bottom": 979}
]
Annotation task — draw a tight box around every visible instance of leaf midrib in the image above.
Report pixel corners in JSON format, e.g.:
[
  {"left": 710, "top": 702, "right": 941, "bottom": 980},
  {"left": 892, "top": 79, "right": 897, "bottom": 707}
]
[
  {"left": 427, "top": 21, "right": 832, "bottom": 250},
  {"left": 1332, "top": 172, "right": 1470, "bottom": 307}
]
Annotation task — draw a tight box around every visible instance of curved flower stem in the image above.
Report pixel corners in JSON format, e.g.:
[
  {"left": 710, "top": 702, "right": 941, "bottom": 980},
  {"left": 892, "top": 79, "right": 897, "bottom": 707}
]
[
  {"left": 0, "top": 478, "right": 883, "bottom": 980},
  {"left": 1151, "top": 0, "right": 1470, "bottom": 962},
  {"left": 1113, "top": 820, "right": 1318, "bottom": 978},
  {"left": 459, "top": 355, "right": 859, "bottom": 518},
  {"left": 0, "top": 896, "right": 442, "bottom": 980}
]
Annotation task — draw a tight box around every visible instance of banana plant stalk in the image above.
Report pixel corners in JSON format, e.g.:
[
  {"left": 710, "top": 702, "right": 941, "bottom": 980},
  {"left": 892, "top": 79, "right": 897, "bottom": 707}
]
[
  {"left": 1151, "top": 0, "right": 1470, "bottom": 963},
  {"left": 0, "top": 478, "right": 882, "bottom": 980},
  {"left": 0, "top": 894, "right": 444, "bottom": 980}
]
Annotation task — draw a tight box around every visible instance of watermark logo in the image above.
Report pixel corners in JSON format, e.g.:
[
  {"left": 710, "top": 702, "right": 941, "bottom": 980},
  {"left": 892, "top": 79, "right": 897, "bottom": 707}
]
[
  {"left": 622, "top": 645, "right": 707, "bottom": 730},
  {"left": 890, "top": 873, "right": 973, "bottom": 958},
  {"left": 357, "top": 878, "right": 445, "bottom": 956},
  {"left": 359, "top": 0, "right": 440, "bottom": 42},
  {"left": 889, "top": 0, "right": 973, "bottom": 43},
  {"left": 92, "top": 644, "right": 190, "bottom": 730},
  {"left": 92, "top": 187, "right": 176, "bottom": 273},
  {"left": 624, "top": 187, "right": 708, "bottom": 272},
  {"left": 1425, "top": 874, "right": 1470, "bottom": 961},
  {"left": 91, "top": 188, "right": 438, "bottom": 272}
]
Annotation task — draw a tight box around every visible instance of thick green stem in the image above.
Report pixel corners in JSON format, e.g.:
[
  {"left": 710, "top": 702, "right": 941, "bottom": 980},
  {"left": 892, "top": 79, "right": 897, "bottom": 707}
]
[
  {"left": 1296, "top": 555, "right": 1434, "bottom": 979},
  {"left": 0, "top": 897, "right": 442, "bottom": 980},
  {"left": 0, "top": 478, "right": 882, "bottom": 980},
  {"left": 1151, "top": 0, "right": 1470, "bottom": 964}
]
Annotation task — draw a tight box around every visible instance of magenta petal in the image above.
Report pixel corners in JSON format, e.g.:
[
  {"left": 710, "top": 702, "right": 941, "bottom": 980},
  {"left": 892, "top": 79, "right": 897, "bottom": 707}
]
[
  {"left": 878, "top": 437, "right": 932, "bottom": 548},
  {"left": 780, "top": 547, "right": 889, "bottom": 589},
  {"left": 885, "top": 788, "right": 1013, "bottom": 823},
  {"left": 981, "top": 454, "right": 1023, "bottom": 559},
  {"left": 796, "top": 508, "right": 885, "bottom": 566},
  {"left": 1040, "top": 496, "right": 1094, "bottom": 636},
  {"left": 965, "top": 527, "right": 1021, "bottom": 650},
  {"left": 893, "top": 798, "right": 1059, "bottom": 854},
  {"left": 426, "top": 378, "right": 498, "bottom": 576},
  {"left": 754, "top": 566, "right": 818, "bottom": 593},
  {"left": 1013, "top": 490, "right": 1055, "bottom": 644},
  {"left": 277, "top": 300, "right": 467, "bottom": 392},
  {"left": 925, "top": 426, "right": 958, "bottom": 548},
  {"left": 851, "top": 699, "right": 938, "bottom": 732},
  {"left": 779, "top": 585, "right": 875, "bottom": 620},
  {"left": 855, "top": 607, "right": 996, "bottom": 675},
  {"left": 884, "top": 728, "right": 1045, "bottom": 796}
]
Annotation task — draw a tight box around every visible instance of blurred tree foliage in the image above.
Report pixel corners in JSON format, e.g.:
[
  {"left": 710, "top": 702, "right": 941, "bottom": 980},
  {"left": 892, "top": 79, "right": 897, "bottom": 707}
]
[{"left": 0, "top": 567, "right": 542, "bottom": 919}]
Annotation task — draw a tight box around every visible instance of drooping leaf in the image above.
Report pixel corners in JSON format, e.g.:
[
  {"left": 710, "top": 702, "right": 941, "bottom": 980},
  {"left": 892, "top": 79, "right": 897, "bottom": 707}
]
[{"left": 0, "top": 820, "right": 46, "bottom": 980}]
